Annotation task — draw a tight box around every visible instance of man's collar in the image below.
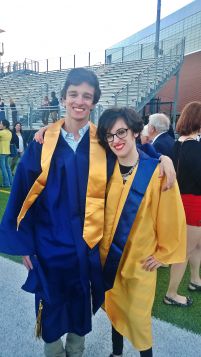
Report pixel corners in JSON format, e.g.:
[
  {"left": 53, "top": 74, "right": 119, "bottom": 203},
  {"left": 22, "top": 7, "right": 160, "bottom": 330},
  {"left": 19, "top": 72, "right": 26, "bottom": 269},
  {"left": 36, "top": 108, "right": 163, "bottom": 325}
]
[
  {"left": 152, "top": 131, "right": 167, "bottom": 144},
  {"left": 61, "top": 122, "right": 89, "bottom": 139}
]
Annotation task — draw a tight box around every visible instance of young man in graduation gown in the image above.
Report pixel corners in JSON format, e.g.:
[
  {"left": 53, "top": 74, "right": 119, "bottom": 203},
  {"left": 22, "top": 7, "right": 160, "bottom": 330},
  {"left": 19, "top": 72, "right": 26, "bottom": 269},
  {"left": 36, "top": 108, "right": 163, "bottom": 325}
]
[
  {"left": 0, "top": 68, "right": 175, "bottom": 357},
  {"left": 97, "top": 107, "right": 186, "bottom": 357},
  {"left": 0, "top": 68, "right": 107, "bottom": 357}
]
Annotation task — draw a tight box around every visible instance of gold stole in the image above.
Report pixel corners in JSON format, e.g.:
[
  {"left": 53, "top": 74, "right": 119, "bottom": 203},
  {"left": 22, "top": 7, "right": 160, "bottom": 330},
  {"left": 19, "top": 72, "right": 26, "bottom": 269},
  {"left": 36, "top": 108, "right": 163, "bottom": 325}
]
[
  {"left": 83, "top": 123, "right": 106, "bottom": 248},
  {"left": 17, "top": 120, "right": 107, "bottom": 248},
  {"left": 17, "top": 119, "right": 65, "bottom": 229}
]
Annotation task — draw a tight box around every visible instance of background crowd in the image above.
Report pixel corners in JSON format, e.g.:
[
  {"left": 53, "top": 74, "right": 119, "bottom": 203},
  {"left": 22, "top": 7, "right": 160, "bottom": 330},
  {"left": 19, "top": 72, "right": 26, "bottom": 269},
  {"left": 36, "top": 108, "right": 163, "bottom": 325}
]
[{"left": 0, "top": 92, "right": 60, "bottom": 128}]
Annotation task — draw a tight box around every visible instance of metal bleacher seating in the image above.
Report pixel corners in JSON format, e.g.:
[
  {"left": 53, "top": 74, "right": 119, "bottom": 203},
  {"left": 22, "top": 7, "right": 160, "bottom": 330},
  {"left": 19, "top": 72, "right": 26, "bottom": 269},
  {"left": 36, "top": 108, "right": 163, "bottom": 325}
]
[{"left": 0, "top": 39, "right": 185, "bottom": 128}]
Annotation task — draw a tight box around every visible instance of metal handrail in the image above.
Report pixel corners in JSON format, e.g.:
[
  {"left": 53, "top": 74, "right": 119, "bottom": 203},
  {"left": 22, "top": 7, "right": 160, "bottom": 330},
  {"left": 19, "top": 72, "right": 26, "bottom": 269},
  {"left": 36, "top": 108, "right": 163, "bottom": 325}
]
[{"left": 114, "top": 38, "right": 185, "bottom": 109}]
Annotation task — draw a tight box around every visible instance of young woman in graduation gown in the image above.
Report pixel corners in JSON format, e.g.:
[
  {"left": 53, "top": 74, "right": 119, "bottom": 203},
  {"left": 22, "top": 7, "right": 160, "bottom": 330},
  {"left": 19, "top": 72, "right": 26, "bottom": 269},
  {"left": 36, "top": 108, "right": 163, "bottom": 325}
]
[{"left": 97, "top": 107, "right": 187, "bottom": 357}]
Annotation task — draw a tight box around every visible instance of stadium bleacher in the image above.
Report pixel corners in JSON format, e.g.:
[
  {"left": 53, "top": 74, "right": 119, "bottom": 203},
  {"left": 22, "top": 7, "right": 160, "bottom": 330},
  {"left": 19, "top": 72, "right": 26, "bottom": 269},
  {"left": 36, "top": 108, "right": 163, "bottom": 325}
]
[{"left": 0, "top": 39, "right": 184, "bottom": 128}]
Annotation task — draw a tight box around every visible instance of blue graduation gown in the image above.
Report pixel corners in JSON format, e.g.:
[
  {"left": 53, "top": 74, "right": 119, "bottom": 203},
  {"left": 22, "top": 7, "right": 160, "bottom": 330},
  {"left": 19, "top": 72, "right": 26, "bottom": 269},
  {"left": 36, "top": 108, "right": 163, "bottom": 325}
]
[
  {"left": 0, "top": 132, "right": 104, "bottom": 343},
  {"left": 0, "top": 129, "right": 160, "bottom": 343}
]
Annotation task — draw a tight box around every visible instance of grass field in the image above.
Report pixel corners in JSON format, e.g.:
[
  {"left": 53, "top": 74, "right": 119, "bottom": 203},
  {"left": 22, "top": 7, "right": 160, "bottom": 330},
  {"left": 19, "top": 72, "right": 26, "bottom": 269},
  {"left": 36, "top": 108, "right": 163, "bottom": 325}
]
[
  {"left": 153, "top": 266, "right": 201, "bottom": 335},
  {"left": 0, "top": 188, "right": 10, "bottom": 217},
  {"left": 0, "top": 188, "right": 22, "bottom": 264},
  {"left": 0, "top": 186, "right": 200, "bottom": 335}
]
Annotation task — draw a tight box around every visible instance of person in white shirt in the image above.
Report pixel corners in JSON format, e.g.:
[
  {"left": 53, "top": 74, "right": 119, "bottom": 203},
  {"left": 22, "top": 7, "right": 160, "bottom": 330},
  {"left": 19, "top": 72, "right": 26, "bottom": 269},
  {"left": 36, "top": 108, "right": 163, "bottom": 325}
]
[{"left": 10, "top": 122, "right": 26, "bottom": 174}]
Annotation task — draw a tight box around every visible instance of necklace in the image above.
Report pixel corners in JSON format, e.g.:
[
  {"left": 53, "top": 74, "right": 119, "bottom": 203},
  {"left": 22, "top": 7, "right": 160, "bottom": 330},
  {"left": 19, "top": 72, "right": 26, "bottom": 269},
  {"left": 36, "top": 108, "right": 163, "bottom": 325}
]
[{"left": 121, "top": 156, "right": 139, "bottom": 182}]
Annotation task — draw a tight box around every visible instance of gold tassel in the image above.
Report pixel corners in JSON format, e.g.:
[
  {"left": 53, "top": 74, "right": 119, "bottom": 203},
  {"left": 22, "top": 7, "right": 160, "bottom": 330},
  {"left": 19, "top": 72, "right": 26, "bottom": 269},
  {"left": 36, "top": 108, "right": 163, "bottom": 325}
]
[{"left": 35, "top": 299, "right": 43, "bottom": 338}]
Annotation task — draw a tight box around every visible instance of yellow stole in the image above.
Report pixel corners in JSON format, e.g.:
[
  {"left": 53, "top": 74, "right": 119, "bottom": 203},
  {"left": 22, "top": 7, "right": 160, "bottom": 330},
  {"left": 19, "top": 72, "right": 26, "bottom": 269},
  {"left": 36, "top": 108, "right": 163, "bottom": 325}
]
[{"left": 17, "top": 119, "right": 107, "bottom": 248}]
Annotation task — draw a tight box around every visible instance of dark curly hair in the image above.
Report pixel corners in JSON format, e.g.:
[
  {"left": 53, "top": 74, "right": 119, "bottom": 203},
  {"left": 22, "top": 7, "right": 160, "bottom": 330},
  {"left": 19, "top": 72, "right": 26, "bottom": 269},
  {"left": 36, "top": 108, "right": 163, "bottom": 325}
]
[
  {"left": 61, "top": 67, "right": 101, "bottom": 105},
  {"left": 97, "top": 107, "right": 144, "bottom": 149}
]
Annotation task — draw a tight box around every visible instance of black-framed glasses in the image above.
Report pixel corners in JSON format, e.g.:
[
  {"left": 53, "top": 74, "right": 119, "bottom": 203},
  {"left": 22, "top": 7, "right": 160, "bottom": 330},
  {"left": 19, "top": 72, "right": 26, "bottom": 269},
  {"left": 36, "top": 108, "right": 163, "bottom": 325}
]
[{"left": 105, "top": 128, "right": 129, "bottom": 143}]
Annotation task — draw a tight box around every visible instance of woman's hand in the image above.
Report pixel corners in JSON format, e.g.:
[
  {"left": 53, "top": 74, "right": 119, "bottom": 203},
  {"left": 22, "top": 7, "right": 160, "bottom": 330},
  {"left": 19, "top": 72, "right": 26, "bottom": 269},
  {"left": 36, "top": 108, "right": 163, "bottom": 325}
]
[
  {"left": 158, "top": 155, "right": 176, "bottom": 191},
  {"left": 141, "top": 256, "right": 162, "bottom": 271},
  {"left": 22, "top": 256, "right": 33, "bottom": 270},
  {"left": 34, "top": 126, "right": 48, "bottom": 144}
]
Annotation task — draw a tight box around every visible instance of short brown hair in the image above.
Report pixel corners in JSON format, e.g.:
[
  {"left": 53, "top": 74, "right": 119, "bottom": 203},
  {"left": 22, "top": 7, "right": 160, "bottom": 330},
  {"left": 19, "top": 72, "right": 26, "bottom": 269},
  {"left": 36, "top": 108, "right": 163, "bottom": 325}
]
[
  {"left": 97, "top": 107, "right": 143, "bottom": 149},
  {"left": 176, "top": 101, "right": 201, "bottom": 135},
  {"left": 61, "top": 67, "right": 101, "bottom": 104}
]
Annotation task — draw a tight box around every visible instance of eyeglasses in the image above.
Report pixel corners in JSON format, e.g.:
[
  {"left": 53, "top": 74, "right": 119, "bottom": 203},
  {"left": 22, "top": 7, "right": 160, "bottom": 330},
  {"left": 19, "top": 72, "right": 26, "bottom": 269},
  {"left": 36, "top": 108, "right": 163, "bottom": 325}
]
[{"left": 105, "top": 128, "right": 129, "bottom": 143}]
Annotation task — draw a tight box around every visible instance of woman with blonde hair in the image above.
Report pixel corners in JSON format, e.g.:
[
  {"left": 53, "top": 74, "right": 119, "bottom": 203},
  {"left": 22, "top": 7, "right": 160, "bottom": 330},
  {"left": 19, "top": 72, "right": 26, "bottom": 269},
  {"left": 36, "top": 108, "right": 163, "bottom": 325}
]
[{"left": 164, "top": 101, "right": 201, "bottom": 306}]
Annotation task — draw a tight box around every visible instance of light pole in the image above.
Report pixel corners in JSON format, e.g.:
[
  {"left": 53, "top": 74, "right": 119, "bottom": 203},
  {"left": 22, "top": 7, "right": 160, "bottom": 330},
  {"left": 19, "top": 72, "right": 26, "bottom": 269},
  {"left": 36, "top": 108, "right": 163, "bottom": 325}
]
[
  {"left": 0, "top": 28, "right": 5, "bottom": 66},
  {"left": 154, "top": 0, "right": 161, "bottom": 58}
]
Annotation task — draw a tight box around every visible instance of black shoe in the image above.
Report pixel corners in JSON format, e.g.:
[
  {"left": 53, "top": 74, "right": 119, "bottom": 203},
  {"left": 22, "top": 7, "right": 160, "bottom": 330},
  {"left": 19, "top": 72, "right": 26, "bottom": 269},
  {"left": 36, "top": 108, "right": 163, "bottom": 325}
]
[
  {"left": 188, "top": 282, "right": 201, "bottom": 291},
  {"left": 163, "top": 295, "right": 193, "bottom": 307}
]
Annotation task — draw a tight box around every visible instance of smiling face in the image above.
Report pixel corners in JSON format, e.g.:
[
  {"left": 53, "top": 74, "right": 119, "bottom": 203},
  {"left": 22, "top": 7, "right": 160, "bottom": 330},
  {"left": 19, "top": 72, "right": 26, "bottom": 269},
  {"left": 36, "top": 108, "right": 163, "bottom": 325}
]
[
  {"left": 107, "top": 118, "right": 137, "bottom": 161},
  {"left": 15, "top": 123, "right": 21, "bottom": 132},
  {"left": 64, "top": 82, "right": 95, "bottom": 125}
]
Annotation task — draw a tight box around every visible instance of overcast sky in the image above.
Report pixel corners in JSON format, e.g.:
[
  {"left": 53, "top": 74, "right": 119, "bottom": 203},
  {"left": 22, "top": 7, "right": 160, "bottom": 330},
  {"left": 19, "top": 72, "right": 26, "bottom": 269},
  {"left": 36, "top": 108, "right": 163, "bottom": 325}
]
[{"left": 0, "top": 0, "right": 192, "bottom": 66}]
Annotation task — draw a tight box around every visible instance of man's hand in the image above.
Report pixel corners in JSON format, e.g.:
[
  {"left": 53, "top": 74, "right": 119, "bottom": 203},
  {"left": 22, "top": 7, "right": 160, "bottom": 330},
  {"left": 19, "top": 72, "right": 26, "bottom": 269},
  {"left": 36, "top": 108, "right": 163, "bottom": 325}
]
[
  {"left": 34, "top": 126, "right": 48, "bottom": 144},
  {"left": 158, "top": 155, "right": 176, "bottom": 191},
  {"left": 141, "top": 256, "right": 162, "bottom": 271},
  {"left": 22, "top": 256, "right": 33, "bottom": 270}
]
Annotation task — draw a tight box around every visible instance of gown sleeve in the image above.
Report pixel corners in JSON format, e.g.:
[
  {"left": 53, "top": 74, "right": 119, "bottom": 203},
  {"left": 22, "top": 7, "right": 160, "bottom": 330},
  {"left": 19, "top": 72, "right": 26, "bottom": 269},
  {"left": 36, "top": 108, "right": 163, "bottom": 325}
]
[
  {"left": 138, "top": 143, "right": 161, "bottom": 159},
  {"left": 153, "top": 180, "right": 187, "bottom": 264},
  {"left": 0, "top": 141, "right": 42, "bottom": 255}
]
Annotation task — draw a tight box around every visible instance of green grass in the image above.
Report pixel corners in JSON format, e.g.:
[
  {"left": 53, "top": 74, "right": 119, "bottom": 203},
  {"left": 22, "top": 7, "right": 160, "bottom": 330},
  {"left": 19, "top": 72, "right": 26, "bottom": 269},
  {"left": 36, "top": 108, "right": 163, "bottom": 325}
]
[
  {"left": 0, "top": 185, "right": 22, "bottom": 264},
  {"left": 0, "top": 185, "right": 201, "bottom": 335},
  {"left": 153, "top": 266, "right": 201, "bottom": 335},
  {"left": 0, "top": 188, "right": 10, "bottom": 217}
]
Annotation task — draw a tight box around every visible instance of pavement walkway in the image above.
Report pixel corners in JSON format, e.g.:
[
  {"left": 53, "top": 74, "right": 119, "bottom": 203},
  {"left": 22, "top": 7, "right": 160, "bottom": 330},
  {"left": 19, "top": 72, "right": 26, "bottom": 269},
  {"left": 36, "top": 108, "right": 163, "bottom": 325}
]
[{"left": 0, "top": 257, "right": 200, "bottom": 357}]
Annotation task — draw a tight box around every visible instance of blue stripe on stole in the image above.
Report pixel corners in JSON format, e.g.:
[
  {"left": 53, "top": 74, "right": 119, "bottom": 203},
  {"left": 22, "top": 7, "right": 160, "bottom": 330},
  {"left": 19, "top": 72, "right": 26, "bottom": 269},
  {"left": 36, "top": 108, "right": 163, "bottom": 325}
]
[{"left": 103, "top": 154, "right": 158, "bottom": 291}]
